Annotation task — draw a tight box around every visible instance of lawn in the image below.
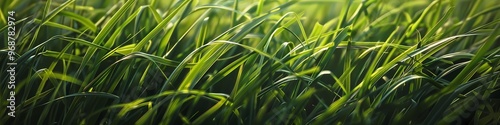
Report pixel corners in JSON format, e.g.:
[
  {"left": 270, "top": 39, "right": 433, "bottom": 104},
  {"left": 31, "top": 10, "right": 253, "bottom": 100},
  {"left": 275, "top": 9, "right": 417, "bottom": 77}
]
[{"left": 1, "top": 0, "right": 500, "bottom": 124}]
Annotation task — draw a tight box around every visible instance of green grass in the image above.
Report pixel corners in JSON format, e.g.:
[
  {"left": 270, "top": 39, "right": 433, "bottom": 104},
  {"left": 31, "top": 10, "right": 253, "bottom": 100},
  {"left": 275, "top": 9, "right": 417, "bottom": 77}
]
[{"left": 1, "top": 0, "right": 500, "bottom": 124}]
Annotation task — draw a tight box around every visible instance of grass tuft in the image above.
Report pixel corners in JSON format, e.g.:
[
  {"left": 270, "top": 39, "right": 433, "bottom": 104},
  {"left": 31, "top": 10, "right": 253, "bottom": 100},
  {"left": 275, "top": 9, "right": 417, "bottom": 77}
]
[{"left": 1, "top": 0, "right": 500, "bottom": 124}]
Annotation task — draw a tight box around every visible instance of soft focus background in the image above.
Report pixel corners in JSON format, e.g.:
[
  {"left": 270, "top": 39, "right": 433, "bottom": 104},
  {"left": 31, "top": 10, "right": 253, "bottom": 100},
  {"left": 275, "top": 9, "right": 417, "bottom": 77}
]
[{"left": 1, "top": 0, "right": 500, "bottom": 124}]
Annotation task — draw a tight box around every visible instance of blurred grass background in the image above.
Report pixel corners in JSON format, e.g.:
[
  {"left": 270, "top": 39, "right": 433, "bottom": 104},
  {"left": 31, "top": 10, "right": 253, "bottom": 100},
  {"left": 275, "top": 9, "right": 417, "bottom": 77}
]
[{"left": 1, "top": 0, "right": 500, "bottom": 124}]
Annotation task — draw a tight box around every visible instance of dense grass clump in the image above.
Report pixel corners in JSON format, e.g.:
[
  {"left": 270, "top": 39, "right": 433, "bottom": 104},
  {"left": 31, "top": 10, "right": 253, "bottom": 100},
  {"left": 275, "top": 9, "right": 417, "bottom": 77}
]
[{"left": 1, "top": 0, "right": 500, "bottom": 124}]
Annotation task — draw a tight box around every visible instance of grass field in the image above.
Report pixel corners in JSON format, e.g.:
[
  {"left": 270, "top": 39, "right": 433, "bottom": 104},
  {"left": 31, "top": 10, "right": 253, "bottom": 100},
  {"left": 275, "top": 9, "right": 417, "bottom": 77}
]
[{"left": 1, "top": 0, "right": 500, "bottom": 124}]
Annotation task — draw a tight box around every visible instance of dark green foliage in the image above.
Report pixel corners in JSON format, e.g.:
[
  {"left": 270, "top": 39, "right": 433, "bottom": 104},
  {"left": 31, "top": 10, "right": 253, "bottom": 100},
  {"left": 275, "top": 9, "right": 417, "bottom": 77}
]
[{"left": 1, "top": 0, "right": 499, "bottom": 124}]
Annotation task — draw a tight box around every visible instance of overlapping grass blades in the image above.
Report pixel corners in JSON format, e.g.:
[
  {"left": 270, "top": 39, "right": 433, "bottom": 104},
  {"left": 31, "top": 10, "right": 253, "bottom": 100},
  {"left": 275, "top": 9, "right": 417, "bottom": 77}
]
[{"left": 1, "top": 0, "right": 499, "bottom": 124}]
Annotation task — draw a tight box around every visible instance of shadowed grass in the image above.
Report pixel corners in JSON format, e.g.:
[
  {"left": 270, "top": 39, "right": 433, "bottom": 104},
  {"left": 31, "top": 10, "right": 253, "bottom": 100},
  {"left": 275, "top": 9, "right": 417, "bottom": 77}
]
[{"left": 1, "top": 0, "right": 500, "bottom": 124}]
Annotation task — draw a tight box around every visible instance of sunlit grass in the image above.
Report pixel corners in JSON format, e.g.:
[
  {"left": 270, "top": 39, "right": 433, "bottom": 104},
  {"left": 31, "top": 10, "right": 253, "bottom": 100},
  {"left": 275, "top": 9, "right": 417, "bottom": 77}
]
[{"left": 1, "top": 0, "right": 500, "bottom": 124}]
